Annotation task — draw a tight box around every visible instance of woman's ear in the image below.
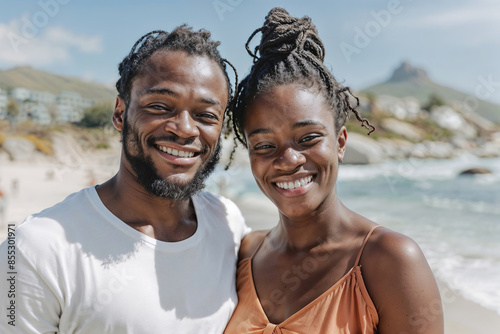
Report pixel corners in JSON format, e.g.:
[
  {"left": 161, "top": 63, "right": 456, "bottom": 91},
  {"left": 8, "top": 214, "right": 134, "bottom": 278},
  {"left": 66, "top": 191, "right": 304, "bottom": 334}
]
[
  {"left": 113, "top": 96, "right": 126, "bottom": 131},
  {"left": 337, "top": 126, "right": 347, "bottom": 163}
]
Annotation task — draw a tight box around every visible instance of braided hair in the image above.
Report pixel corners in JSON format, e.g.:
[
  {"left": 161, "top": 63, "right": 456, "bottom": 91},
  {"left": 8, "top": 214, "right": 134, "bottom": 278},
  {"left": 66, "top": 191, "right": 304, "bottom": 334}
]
[
  {"left": 228, "top": 7, "right": 374, "bottom": 147},
  {"left": 116, "top": 25, "right": 237, "bottom": 110}
]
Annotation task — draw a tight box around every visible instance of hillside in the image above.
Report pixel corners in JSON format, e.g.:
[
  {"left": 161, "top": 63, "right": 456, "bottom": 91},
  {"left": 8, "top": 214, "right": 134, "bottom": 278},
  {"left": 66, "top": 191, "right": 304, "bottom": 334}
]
[
  {"left": 0, "top": 66, "right": 116, "bottom": 103},
  {"left": 363, "top": 62, "right": 500, "bottom": 124}
]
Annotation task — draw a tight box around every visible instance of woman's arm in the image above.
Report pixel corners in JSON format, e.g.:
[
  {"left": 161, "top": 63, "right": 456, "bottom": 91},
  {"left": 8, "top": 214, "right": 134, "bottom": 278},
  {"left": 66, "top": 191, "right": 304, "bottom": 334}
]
[{"left": 362, "top": 228, "right": 444, "bottom": 334}]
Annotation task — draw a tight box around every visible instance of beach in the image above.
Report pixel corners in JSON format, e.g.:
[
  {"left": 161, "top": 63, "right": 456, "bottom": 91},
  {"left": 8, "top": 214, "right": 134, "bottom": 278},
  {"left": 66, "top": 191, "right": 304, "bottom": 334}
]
[{"left": 1, "top": 151, "right": 500, "bottom": 333}]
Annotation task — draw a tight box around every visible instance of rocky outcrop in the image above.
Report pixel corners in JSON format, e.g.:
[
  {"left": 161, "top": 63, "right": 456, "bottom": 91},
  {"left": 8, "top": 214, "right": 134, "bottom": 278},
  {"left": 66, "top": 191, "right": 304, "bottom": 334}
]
[
  {"left": 459, "top": 167, "right": 492, "bottom": 175},
  {"left": 388, "top": 62, "right": 430, "bottom": 83},
  {"left": 2, "top": 137, "right": 36, "bottom": 161},
  {"left": 344, "top": 133, "right": 384, "bottom": 164},
  {"left": 379, "top": 118, "right": 426, "bottom": 141}
]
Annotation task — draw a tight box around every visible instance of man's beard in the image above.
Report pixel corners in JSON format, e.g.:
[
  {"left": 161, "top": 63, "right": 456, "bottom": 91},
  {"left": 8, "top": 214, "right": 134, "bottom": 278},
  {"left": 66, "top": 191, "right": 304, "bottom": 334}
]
[{"left": 121, "top": 114, "right": 221, "bottom": 201}]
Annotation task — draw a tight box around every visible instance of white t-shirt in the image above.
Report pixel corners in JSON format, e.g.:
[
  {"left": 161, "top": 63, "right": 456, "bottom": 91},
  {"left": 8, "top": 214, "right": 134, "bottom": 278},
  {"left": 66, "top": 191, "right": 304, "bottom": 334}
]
[{"left": 0, "top": 187, "right": 250, "bottom": 333}]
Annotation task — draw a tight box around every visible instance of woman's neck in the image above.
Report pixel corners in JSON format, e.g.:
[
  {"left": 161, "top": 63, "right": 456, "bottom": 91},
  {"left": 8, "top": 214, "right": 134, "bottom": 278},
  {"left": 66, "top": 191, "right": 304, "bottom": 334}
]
[{"left": 274, "top": 198, "right": 351, "bottom": 252}]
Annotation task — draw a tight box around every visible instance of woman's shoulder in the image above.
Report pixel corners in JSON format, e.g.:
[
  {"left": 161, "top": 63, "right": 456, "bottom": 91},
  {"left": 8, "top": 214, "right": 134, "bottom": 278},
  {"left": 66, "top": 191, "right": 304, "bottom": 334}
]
[
  {"left": 360, "top": 226, "right": 442, "bottom": 331},
  {"left": 362, "top": 226, "right": 425, "bottom": 266},
  {"left": 238, "top": 229, "right": 270, "bottom": 261}
]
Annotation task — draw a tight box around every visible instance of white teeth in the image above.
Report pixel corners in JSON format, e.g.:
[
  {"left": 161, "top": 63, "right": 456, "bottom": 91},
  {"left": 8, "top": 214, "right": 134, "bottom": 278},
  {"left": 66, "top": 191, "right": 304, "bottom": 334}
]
[
  {"left": 158, "top": 146, "right": 194, "bottom": 158},
  {"left": 275, "top": 176, "right": 313, "bottom": 190}
]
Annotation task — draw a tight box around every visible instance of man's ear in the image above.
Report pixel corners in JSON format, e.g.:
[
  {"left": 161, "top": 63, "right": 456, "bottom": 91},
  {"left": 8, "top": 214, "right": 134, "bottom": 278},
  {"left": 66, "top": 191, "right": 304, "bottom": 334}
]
[
  {"left": 337, "top": 126, "right": 347, "bottom": 163},
  {"left": 113, "top": 96, "right": 126, "bottom": 131}
]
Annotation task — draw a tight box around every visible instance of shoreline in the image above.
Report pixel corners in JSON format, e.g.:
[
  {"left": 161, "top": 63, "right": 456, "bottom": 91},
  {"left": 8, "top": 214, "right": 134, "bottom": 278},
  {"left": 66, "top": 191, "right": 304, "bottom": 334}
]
[{"left": 1, "top": 158, "right": 500, "bottom": 332}]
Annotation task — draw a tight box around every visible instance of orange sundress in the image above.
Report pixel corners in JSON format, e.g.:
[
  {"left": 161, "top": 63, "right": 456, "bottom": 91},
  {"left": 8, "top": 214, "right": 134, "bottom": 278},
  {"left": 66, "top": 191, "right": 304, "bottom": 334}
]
[{"left": 224, "top": 226, "right": 381, "bottom": 334}]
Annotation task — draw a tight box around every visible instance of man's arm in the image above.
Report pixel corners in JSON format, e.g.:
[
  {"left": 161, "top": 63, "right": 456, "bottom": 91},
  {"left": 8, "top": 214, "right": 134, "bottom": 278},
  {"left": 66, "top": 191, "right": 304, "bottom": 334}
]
[{"left": 0, "top": 225, "right": 61, "bottom": 333}]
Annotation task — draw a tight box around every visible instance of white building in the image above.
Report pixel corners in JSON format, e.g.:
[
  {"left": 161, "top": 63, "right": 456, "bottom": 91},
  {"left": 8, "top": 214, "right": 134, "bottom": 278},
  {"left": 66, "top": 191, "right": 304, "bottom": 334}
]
[
  {"left": 0, "top": 89, "right": 7, "bottom": 119},
  {"left": 12, "top": 87, "right": 31, "bottom": 101},
  {"left": 4, "top": 87, "right": 96, "bottom": 124},
  {"left": 30, "top": 90, "right": 56, "bottom": 105},
  {"left": 56, "top": 104, "right": 81, "bottom": 123},
  {"left": 23, "top": 102, "right": 51, "bottom": 125},
  {"left": 57, "top": 91, "right": 93, "bottom": 110}
]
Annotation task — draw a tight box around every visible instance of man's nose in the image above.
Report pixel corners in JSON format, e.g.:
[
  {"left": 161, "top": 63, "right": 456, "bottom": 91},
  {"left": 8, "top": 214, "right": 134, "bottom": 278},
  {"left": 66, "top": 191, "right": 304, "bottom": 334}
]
[{"left": 164, "top": 110, "right": 200, "bottom": 139}]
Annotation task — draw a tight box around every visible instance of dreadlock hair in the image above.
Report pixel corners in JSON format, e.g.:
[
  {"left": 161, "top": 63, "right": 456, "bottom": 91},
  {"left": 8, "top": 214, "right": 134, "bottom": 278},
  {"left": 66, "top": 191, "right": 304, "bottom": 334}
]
[
  {"left": 116, "top": 25, "right": 237, "bottom": 112},
  {"left": 228, "top": 7, "right": 374, "bottom": 148}
]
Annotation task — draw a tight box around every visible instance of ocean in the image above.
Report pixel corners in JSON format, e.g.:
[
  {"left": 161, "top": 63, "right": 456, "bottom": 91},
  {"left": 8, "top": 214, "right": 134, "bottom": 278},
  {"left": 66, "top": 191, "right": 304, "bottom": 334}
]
[{"left": 208, "top": 155, "right": 500, "bottom": 315}]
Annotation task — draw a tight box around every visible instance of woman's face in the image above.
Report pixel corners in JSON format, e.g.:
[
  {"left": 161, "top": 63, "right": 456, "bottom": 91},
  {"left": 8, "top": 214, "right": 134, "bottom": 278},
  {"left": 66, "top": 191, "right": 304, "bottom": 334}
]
[{"left": 243, "top": 84, "right": 347, "bottom": 218}]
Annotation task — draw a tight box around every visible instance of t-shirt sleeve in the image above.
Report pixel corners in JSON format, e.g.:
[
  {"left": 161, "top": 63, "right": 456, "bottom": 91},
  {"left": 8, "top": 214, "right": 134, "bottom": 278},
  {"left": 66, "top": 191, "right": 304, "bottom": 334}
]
[
  {"left": 0, "top": 219, "right": 61, "bottom": 333},
  {"left": 220, "top": 195, "right": 252, "bottom": 240}
]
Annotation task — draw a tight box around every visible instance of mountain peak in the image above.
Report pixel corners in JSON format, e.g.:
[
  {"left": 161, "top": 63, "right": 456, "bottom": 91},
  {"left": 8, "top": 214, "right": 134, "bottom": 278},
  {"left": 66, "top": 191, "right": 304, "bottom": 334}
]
[{"left": 387, "top": 61, "right": 430, "bottom": 83}]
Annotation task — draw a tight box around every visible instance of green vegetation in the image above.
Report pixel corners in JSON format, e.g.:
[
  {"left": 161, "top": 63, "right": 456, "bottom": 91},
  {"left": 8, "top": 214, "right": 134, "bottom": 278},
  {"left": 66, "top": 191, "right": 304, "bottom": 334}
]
[
  {"left": 79, "top": 104, "right": 114, "bottom": 128},
  {"left": 95, "top": 142, "right": 110, "bottom": 149},
  {"left": 6, "top": 98, "right": 19, "bottom": 120},
  {"left": 412, "top": 118, "right": 454, "bottom": 141},
  {"left": 362, "top": 80, "right": 500, "bottom": 124},
  {"left": 20, "top": 134, "right": 53, "bottom": 155},
  {"left": 0, "top": 132, "right": 6, "bottom": 146},
  {"left": 423, "top": 93, "right": 446, "bottom": 111}
]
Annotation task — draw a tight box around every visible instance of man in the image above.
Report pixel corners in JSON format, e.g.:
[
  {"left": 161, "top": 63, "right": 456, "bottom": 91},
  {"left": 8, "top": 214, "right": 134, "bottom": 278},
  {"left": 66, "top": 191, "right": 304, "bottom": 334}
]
[{"left": 0, "top": 26, "right": 249, "bottom": 333}]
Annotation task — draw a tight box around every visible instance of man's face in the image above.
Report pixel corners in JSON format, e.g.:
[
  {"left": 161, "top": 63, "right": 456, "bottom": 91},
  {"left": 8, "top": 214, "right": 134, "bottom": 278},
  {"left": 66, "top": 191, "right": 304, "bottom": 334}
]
[{"left": 113, "top": 50, "right": 228, "bottom": 200}]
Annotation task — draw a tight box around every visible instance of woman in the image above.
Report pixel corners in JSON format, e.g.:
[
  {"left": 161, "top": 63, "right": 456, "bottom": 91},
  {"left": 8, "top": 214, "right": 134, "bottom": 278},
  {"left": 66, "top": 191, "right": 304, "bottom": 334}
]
[{"left": 224, "top": 8, "right": 444, "bottom": 334}]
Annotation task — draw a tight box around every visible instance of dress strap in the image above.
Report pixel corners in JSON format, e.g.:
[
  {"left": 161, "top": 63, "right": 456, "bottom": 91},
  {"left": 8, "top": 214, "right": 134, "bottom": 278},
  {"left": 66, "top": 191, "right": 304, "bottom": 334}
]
[
  {"left": 354, "top": 225, "right": 382, "bottom": 266},
  {"left": 249, "top": 231, "right": 272, "bottom": 260}
]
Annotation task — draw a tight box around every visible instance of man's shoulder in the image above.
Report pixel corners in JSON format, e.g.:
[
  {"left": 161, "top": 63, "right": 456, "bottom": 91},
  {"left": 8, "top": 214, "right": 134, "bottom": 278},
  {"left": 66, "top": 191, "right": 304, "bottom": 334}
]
[
  {"left": 26, "top": 187, "right": 92, "bottom": 221},
  {"left": 195, "top": 191, "right": 240, "bottom": 213},
  {"left": 13, "top": 187, "right": 95, "bottom": 244},
  {"left": 195, "top": 192, "right": 250, "bottom": 237}
]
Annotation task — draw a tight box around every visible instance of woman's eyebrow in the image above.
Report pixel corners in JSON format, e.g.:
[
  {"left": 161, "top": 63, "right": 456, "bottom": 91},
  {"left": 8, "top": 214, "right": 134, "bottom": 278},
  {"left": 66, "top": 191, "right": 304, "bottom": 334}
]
[
  {"left": 293, "top": 120, "right": 327, "bottom": 130},
  {"left": 247, "top": 128, "right": 272, "bottom": 139}
]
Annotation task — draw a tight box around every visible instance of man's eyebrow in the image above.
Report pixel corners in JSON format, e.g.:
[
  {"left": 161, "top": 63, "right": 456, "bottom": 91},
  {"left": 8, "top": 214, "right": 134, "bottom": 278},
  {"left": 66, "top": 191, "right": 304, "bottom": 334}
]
[
  {"left": 142, "top": 89, "right": 223, "bottom": 108},
  {"left": 198, "top": 97, "right": 223, "bottom": 109},
  {"left": 143, "top": 88, "right": 177, "bottom": 97}
]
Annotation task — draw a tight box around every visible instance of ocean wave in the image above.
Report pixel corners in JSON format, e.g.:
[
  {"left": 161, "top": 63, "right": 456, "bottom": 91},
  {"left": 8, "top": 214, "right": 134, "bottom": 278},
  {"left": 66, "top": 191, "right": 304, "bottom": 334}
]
[
  {"left": 339, "top": 157, "right": 500, "bottom": 182},
  {"left": 430, "top": 254, "right": 500, "bottom": 315}
]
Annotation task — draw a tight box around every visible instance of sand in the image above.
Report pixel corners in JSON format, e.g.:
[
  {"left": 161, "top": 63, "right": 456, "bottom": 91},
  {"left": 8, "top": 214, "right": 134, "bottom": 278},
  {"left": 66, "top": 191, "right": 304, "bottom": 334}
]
[{"left": 1, "top": 154, "right": 500, "bottom": 333}]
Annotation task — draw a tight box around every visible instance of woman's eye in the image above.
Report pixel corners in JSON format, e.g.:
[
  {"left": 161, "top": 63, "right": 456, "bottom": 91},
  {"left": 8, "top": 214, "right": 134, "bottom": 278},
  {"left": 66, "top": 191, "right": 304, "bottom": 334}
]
[
  {"left": 300, "top": 135, "right": 319, "bottom": 143},
  {"left": 254, "top": 144, "right": 274, "bottom": 151}
]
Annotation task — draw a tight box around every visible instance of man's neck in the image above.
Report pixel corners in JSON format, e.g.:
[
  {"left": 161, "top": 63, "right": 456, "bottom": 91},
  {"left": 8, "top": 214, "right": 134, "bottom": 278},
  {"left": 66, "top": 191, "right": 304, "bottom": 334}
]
[{"left": 96, "top": 173, "right": 198, "bottom": 242}]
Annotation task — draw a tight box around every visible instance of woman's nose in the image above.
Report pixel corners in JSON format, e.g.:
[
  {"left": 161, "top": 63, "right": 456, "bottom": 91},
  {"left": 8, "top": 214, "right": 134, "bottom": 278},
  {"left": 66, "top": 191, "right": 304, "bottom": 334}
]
[{"left": 273, "top": 147, "right": 306, "bottom": 171}]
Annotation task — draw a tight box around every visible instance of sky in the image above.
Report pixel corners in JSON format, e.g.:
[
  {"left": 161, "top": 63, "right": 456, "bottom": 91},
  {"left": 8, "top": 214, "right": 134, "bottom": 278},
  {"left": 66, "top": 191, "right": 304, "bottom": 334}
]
[{"left": 0, "top": 0, "right": 499, "bottom": 104}]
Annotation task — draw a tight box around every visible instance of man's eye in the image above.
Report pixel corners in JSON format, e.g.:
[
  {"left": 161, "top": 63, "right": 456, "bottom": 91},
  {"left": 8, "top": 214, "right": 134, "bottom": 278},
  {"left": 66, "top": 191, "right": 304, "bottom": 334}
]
[
  {"left": 199, "top": 113, "right": 218, "bottom": 120},
  {"left": 151, "top": 105, "right": 170, "bottom": 111}
]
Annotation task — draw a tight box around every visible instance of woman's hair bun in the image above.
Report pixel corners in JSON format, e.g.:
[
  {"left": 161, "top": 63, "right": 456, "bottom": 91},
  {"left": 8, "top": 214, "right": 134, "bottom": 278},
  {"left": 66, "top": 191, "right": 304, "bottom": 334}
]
[{"left": 253, "top": 7, "right": 325, "bottom": 62}]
